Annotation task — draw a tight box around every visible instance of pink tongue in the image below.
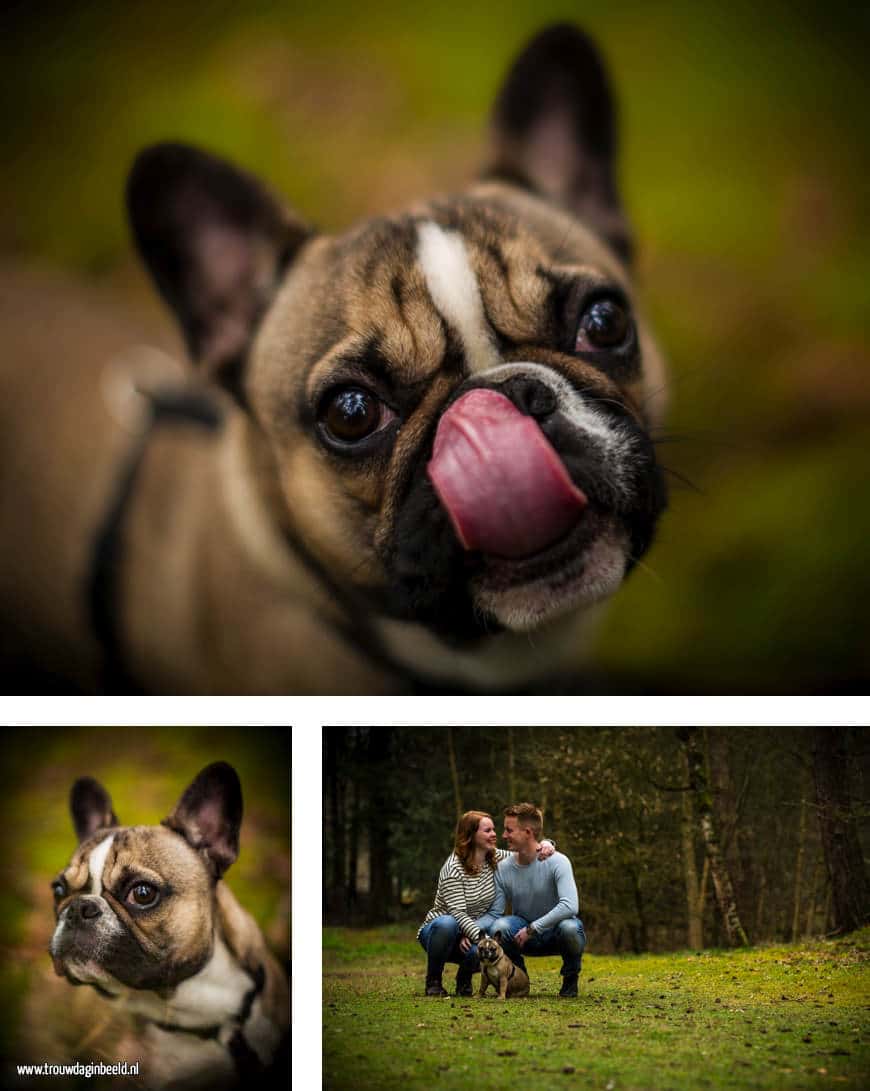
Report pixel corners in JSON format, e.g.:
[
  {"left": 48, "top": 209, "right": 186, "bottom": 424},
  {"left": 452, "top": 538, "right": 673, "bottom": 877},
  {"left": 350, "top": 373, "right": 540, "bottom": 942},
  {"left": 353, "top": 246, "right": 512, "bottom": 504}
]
[{"left": 427, "top": 388, "right": 588, "bottom": 558}]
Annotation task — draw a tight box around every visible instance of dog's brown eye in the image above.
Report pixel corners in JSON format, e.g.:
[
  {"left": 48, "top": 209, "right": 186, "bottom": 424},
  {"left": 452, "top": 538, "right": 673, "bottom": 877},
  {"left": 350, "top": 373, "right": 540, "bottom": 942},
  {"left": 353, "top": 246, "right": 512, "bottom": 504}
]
[
  {"left": 322, "top": 387, "right": 380, "bottom": 442},
  {"left": 576, "top": 296, "right": 631, "bottom": 351},
  {"left": 319, "top": 386, "right": 396, "bottom": 447},
  {"left": 127, "top": 883, "right": 159, "bottom": 908},
  {"left": 52, "top": 880, "right": 66, "bottom": 900}
]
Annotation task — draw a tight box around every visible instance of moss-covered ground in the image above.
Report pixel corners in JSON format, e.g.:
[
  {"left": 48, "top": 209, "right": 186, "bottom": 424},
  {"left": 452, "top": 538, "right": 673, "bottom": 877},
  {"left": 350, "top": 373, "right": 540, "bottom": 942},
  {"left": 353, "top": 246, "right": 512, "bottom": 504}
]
[{"left": 324, "top": 926, "right": 870, "bottom": 1090}]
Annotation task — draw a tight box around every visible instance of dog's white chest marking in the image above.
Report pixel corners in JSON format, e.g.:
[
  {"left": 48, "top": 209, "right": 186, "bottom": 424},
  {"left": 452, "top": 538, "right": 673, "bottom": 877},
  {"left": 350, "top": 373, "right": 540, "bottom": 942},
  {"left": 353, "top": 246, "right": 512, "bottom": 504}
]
[
  {"left": 416, "top": 221, "right": 501, "bottom": 375},
  {"left": 87, "top": 834, "right": 115, "bottom": 895},
  {"left": 170, "top": 935, "right": 253, "bottom": 1025},
  {"left": 128, "top": 935, "right": 281, "bottom": 1064}
]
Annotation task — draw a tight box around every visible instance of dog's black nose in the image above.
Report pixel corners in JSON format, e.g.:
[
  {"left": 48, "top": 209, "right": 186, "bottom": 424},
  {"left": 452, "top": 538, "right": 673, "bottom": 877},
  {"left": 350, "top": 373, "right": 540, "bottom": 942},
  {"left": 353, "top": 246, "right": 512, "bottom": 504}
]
[
  {"left": 75, "top": 897, "right": 103, "bottom": 921},
  {"left": 496, "top": 376, "right": 557, "bottom": 419}
]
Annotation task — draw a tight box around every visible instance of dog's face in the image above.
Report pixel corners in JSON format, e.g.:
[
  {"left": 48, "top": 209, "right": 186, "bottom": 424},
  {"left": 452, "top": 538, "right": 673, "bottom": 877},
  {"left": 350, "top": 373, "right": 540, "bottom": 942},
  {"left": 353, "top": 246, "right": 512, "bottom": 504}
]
[
  {"left": 478, "top": 935, "right": 504, "bottom": 965},
  {"left": 49, "top": 763, "right": 241, "bottom": 993},
  {"left": 127, "top": 25, "right": 667, "bottom": 644}
]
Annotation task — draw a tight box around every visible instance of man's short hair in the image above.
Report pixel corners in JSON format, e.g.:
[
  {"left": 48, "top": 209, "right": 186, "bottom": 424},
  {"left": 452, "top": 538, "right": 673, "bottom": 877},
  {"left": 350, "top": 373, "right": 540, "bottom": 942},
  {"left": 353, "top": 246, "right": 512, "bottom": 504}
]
[{"left": 503, "top": 802, "right": 543, "bottom": 838}]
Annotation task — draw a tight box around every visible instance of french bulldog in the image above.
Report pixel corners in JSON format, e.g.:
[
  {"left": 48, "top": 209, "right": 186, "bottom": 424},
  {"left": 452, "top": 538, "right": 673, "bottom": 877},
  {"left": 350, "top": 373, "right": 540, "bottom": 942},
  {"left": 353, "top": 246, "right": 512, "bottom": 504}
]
[
  {"left": 48, "top": 762, "right": 288, "bottom": 1089},
  {"left": 477, "top": 934, "right": 531, "bottom": 999},
  {"left": 0, "top": 23, "right": 667, "bottom": 694}
]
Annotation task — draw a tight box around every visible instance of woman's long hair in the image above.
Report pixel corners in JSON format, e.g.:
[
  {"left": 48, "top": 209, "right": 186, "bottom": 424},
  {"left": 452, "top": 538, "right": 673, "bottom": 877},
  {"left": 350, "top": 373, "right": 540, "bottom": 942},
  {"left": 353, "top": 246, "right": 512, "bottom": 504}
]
[{"left": 454, "top": 811, "right": 497, "bottom": 875}]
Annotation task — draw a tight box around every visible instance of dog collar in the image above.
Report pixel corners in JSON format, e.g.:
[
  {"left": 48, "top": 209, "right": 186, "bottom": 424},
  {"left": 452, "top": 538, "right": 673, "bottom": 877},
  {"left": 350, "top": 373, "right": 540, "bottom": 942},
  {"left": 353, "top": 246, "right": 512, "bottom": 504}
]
[{"left": 152, "top": 963, "right": 267, "bottom": 1077}]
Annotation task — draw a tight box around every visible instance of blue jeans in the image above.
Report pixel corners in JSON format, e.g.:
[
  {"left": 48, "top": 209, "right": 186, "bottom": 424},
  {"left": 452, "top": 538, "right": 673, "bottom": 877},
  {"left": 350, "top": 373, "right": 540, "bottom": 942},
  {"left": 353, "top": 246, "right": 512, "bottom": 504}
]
[
  {"left": 490, "top": 914, "right": 586, "bottom": 976},
  {"left": 418, "top": 915, "right": 489, "bottom": 976}
]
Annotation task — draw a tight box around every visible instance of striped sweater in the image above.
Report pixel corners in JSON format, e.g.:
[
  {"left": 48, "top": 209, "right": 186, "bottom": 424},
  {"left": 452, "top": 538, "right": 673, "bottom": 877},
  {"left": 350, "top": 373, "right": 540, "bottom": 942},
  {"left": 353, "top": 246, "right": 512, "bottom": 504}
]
[{"left": 417, "top": 849, "right": 511, "bottom": 943}]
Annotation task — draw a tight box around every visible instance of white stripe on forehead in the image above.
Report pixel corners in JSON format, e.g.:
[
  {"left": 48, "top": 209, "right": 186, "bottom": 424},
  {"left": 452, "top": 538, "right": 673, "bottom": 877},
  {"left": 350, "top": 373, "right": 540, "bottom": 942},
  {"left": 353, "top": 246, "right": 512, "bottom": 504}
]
[
  {"left": 416, "top": 222, "right": 501, "bottom": 374},
  {"left": 87, "top": 834, "right": 115, "bottom": 896}
]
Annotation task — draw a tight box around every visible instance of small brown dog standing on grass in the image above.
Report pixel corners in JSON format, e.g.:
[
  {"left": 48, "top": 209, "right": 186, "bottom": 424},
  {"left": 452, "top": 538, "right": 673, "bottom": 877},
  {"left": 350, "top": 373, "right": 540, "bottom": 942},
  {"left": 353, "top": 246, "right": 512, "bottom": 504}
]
[{"left": 477, "top": 934, "right": 530, "bottom": 999}]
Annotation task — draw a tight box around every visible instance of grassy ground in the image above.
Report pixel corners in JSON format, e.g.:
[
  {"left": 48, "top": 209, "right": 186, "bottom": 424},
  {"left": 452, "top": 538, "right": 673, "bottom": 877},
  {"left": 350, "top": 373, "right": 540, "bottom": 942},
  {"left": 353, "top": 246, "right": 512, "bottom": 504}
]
[{"left": 324, "top": 926, "right": 870, "bottom": 1090}]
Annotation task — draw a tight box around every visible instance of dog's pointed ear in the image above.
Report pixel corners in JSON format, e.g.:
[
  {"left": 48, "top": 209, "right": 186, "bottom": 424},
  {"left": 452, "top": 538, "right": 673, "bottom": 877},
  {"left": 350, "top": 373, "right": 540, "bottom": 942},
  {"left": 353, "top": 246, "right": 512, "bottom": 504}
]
[
  {"left": 70, "top": 777, "right": 120, "bottom": 842},
  {"left": 484, "top": 23, "right": 632, "bottom": 262},
  {"left": 126, "top": 142, "right": 312, "bottom": 398},
  {"left": 162, "top": 761, "right": 243, "bottom": 877}
]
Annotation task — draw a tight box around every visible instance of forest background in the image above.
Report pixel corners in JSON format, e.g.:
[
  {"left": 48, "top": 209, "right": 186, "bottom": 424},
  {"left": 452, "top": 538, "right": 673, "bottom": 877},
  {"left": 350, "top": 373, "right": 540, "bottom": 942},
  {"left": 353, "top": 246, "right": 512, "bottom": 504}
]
[{"left": 324, "top": 726, "right": 869, "bottom": 951}]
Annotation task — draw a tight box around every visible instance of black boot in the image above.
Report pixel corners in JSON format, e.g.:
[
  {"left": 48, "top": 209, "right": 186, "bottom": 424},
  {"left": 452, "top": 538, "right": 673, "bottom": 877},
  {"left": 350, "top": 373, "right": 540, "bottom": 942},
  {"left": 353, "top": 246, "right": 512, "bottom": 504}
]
[
  {"left": 559, "top": 972, "right": 579, "bottom": 998},
  {"left": 425, "top": 954, "right": 448, "bottom": 996},
  {"left": 455, "top": 963, "right": 474, "bottom": 997}
]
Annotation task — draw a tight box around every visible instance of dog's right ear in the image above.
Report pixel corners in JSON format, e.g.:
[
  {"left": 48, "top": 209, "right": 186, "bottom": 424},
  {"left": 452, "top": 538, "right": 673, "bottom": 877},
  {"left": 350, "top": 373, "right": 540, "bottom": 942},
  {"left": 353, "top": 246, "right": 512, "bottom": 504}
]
[{"left": 126, "top": 143, "right": 312, "bottom": 399}]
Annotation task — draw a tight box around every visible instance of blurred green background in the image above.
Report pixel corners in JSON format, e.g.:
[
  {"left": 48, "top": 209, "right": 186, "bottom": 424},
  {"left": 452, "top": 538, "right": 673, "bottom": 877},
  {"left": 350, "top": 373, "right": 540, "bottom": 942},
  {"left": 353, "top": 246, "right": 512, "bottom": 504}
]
[
  {"left": 2, "top": 1, "right": 868, "bottom": 692},
  {"left": 0, "top": 726, "right": 289, "bottom": 1074}
]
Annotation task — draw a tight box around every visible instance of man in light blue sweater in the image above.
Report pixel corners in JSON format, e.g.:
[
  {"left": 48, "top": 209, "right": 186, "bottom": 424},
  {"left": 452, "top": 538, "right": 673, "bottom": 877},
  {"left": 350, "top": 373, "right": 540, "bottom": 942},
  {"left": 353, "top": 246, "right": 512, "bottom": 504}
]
[{"left": 489, "top": 802, "right": 586, "bottom": 998}]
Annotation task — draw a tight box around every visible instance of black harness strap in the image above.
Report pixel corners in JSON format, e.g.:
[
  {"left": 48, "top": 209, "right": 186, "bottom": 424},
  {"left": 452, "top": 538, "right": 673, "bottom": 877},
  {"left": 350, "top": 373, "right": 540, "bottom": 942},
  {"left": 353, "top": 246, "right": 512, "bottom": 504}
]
[
  {"left": 277, "top": 524, "right": 477, "bottom": 694},
  {"left": 227, "top": 963, "right": 268, "bottom": 1076},
  {"left": 87, "top": 387, "right": 223, "bottom": 693},
  {"left": 152, "top": 1020, "right": 221, "bottom": 1039}
]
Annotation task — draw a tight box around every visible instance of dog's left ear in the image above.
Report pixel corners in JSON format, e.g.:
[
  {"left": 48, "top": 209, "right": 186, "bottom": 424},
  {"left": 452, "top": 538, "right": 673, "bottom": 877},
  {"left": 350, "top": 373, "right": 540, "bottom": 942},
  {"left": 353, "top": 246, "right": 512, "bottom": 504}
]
[
  {"left": 162, "top": 761, "right": 243, "bottom": 877},
  {"left": 127, "top": 142, "right": 312, "bottom": 399},
  {"left": 485, "top": 23, "right": 632, "bottom": 262}
]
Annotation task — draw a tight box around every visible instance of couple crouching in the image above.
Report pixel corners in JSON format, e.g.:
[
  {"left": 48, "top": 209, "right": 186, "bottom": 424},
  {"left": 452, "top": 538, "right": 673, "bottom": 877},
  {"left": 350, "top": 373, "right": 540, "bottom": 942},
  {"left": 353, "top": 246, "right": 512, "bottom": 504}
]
[{"left": 418, "top": 803, "right": 586, "bottom": 998}]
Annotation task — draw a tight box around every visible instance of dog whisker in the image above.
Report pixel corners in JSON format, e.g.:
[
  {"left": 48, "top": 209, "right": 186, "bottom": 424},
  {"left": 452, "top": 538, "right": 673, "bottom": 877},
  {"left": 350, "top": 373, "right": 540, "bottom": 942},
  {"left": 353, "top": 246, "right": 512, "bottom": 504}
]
[
  {"left": 628, "top": 554, "right": 666, "bottom": 586},
  {"left": 658, "top": 465, "right": 704, "bottom": 494}
]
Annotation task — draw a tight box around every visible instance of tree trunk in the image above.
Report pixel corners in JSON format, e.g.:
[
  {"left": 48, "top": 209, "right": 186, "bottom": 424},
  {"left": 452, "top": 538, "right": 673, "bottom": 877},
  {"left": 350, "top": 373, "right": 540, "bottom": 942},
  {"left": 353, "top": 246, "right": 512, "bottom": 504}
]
[
  {"left": 791, "top": 793, "right": 808, "bottom": 940},
  {"left": 325, "top": 728, "right": 346, "bottom": 921},
  {"left": 755, "top": 867, "right": 766, "bottom": 937},
  {"left": 679, "top": 727, "right": 749, "bottom": 946},
  {"left": 681, "top": 762, "right": 704, "bottom": 948},
  {"left": 630, "top": 866, "right": 649, "bottom": 952},
  {"left": 507, "top": 726, "right": 516, "bottom": 803},
  {"left": 447, "top": 727, "right": 463, "bottom": 821},
  {"left": 804, "top": 853, "right": 821, "bottom": 936},
  {"left": 367, "top": 729, "right": 392, "bottom": 924},
  {"left": 348, "top": 777, "right": 360, "bottom": 909},
  {"left": 697, "top": 855, "right": 711, "bottom": 925},
  {"left": 823, "top": 882, "right": 833, "bottom": 932},
  {"left": 551, "top": 791, "right": 564, "bottom": 855},
  {"left": 811, "top": 727, "right": 870, "bottom": 933},
  {"left": 708, "top": 729, "right": 754, "bottom": 923}
]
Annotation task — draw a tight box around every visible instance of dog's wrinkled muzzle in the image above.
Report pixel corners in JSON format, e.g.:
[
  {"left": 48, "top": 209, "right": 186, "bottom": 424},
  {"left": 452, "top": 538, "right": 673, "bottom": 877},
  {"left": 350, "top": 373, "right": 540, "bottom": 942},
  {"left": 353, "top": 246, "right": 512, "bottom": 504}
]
[{"left": 427, "top": 388, "right": 588, "bottom": 558}]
